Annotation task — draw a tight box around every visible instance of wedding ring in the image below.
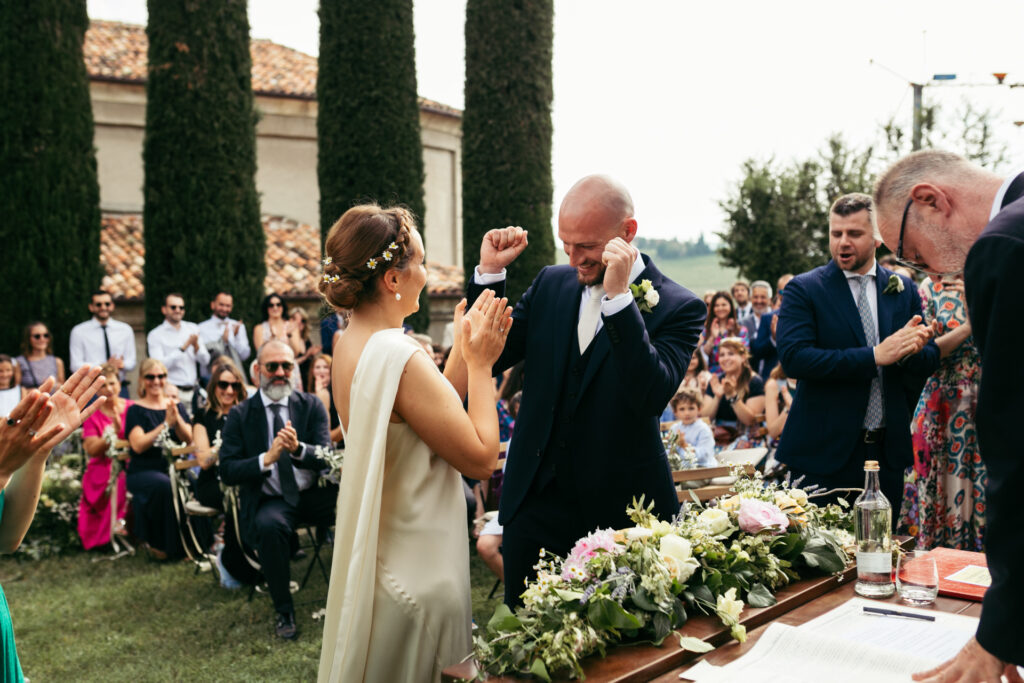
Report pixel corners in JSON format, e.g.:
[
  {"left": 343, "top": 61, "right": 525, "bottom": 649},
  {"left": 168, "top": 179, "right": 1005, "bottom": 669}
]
[
  {"left": 5, "top": 418, "right": 15, "bottom": 426},
  {"left": 62, "top": 388, "right": 73, "bottom": 395}
]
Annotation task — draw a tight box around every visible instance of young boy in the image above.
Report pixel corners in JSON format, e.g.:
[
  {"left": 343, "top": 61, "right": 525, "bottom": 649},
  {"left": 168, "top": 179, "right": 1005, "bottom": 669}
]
[{"left": 669, "top": 388, "right": 716, "bottom": 468}]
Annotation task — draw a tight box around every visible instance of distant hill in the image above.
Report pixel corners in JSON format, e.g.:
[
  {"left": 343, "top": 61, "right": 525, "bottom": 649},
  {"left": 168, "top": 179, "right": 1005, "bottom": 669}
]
[{"left": 553, "top": 250, "right": 738, "bottom": 296}]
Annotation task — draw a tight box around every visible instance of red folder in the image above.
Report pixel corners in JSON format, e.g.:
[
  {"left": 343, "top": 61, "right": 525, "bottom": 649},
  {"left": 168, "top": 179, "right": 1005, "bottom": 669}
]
[{"left": 925, "top": 547, "right": 990, "bottom": 601}]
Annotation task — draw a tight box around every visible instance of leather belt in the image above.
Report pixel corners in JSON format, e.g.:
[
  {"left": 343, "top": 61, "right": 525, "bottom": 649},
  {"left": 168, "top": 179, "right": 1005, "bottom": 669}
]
[{"left": 861, "top": 428, "right": 886, "bottom": 444}]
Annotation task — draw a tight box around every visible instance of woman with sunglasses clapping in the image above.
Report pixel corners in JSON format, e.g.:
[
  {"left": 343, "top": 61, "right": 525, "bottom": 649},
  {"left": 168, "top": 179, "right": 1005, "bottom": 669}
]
[
  {"left": 124, "top": 358, "right": 192, "bottom": 560},
  {"left": 192, "top": 360, "right": 247, "bottom": 511},
  {"left": 15, "top": 322, "right": 64, "bottom": 392}
]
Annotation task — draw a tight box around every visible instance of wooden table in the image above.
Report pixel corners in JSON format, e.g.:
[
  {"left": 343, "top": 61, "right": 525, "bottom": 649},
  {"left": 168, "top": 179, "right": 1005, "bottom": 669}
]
[{"left": 445, "top": 558, "right": 979, "bottom": 682}]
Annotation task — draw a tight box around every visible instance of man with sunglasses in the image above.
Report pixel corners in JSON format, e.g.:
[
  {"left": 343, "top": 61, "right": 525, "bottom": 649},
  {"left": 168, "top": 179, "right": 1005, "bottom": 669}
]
[
  {"left": 873, "top": 151, "right": 1024, "bottom": 683},
  {"left": 219, "top": 340, "right": 334, "bottom": 640},
  {"left": 146, "top": 293, "right": 209, "bottom": 416},
  {"left": 197, "top": 290, "right": 251, "bottom": 383},
  {"left": 69, "top": 290, "right": 137, "bottom": 398},
  {"left": 775, "top": 193, "right": 939, "bottom": 511}
]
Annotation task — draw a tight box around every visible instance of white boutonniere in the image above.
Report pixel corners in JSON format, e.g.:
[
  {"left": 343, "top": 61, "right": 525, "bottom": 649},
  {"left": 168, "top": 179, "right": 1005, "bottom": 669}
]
[
  {"left": 882, "top": 273, "right": 905, "bottom": 295},
  {"left": 630, "top": 278, "right": 660, "bottom": 313}
]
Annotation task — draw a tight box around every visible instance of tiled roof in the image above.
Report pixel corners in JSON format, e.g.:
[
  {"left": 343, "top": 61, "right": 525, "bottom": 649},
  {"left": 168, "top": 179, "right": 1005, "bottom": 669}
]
[
  {"left": 100, "top": 212, "right": 462, "bottom": 301},
  {"left": 84, "top": 19, "right": 461, "bottom": 116}
]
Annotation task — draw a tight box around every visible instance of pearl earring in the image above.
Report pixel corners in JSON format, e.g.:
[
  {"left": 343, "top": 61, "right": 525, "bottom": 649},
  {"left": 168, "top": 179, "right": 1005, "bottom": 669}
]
[{"left": 395, "top": 293, "right": 402, "bottom": 301}]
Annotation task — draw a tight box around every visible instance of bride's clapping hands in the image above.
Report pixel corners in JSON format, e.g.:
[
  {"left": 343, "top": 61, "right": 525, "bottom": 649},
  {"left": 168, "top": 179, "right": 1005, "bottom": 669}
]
[{"left": 462, "top": 292, "right": 512, "bottom": 367}]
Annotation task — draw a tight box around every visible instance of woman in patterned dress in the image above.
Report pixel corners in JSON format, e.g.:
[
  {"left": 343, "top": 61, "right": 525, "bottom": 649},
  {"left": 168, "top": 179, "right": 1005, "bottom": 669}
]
[{"left": 898, "top": 276, "right": 986, "bottom": 551}]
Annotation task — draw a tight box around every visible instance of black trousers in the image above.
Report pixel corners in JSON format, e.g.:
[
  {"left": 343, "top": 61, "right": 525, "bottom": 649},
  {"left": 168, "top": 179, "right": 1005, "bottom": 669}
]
[
  {"left": 787, "top": 439, "right": 904, "bottom": 514},
  {"left": 253, "top": 484, "right": 337, "bottom": 613}
]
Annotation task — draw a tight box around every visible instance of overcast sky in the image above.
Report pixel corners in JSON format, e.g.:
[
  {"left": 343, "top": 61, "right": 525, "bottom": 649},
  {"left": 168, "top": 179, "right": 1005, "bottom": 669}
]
[{"left": 88, "top": 0, "right": 1024, "bottom": 243}]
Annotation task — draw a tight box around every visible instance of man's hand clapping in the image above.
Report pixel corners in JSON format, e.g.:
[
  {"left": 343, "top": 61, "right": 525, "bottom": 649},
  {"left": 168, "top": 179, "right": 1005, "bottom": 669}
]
[
  {"left": 267, "top": 421, "right": 300, "bottom": 464},
  {"left": 479, "top": 226, "right": 528, "bottom": 274},
  {"left": 601, "top": 237, "right": 639, "bottom": 298},
  {"left": 874, "top": 315, "right": 933, "bottom": 366}
]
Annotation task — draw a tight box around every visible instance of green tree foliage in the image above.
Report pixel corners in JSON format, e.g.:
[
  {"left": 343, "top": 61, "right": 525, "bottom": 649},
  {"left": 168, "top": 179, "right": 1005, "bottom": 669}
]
[
  {"left": 0, "top": 0, "right": 102, "bottom": 359},
  {"left": 463, "top": 0, "right": 555, "bottom": 304},
  {"left": 142, "top": 0, "right": 264, "bottom": 333},
  {"left": 317, "top": 0, "right": 429, "bottom": 330}
]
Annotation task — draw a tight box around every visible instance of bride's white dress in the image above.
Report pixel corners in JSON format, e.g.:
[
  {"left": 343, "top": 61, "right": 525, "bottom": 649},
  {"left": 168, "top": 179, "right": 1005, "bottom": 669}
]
[{"left": 318, "top": 329, "right": 472, "bottom": 682}]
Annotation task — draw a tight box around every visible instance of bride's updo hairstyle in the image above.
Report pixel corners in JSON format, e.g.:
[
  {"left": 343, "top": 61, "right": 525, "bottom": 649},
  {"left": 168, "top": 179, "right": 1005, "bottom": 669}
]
[{"left": 319, "top": 204, "right": 416, "bottom": 311}]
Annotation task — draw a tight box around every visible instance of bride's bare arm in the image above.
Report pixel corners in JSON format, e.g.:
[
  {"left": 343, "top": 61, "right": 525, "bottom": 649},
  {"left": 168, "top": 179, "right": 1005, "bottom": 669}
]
[{"left": 396, "top": 294, "right": 512, "bottom": 480}]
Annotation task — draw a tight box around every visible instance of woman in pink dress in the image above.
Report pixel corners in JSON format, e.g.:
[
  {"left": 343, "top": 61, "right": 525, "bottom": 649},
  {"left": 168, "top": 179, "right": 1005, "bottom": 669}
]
[{"left": 77, "top": 364, "right": 131, "bottom": 550}]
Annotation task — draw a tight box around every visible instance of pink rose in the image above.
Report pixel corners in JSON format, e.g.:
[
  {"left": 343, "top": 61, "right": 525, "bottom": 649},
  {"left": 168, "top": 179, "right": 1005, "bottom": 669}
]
[{"left": 737, "top": 498, "right": 788, "bottom": 535}]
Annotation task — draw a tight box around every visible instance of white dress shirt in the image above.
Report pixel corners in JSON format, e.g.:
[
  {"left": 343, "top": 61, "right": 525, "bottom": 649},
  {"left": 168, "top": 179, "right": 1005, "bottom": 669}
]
[
  {"left": 255, "top": 390, "right": 315, "bottom": 495},
  {"left": 68, "top": 317, "right": 137, "bottom": 376},
  {"left": 146, "top": 320, "right": 211, "bottom": 388},
  {"left": 841, "top": 259, "right": 880, "bottom": 346},
  {"left": 197, "top": 315, "right": 251, "bottom": 376},
  {"left": 473, "top": 250, "right": 646, "bottom": 336}
]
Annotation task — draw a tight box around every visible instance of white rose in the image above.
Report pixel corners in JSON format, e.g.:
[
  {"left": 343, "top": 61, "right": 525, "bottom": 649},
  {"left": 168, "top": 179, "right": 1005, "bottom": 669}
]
[
  {"left": 625, "top": 526, "right": 654, "bottom": 541},
  {"left": 789, "top": 489, "right": 808, "bottom": 507},
  {"left": 660, "top": 534, "right": 693, "bottom": 561},
  {"left": 699, "top": 507, "right": 731, "bottom": 535},
  {"left": 651, "top": 520, "right": 674, "bottom": 537},
  {"left": 716, "top": 587, "right": 744, "bottom": 623},
  {"left": 644, "top": 288, "right": 660, "bottom": 307}
]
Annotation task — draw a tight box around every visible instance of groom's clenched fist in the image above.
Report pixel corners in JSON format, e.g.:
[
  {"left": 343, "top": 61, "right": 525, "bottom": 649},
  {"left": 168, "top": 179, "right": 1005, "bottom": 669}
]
[
  {"left": 479, "top": 226, "right": 529, "bottom": 274},
  {"left": 601, "top": 237, "right": 639, "bottom": 298}
]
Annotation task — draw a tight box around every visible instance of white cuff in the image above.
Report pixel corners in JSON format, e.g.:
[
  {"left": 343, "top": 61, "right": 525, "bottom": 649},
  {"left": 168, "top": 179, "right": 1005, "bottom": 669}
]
[
  {"left": 258, "top": 452, "right": 272, "bottom": 472},
  {"left": 601, "top": 292, "right": 633, "bottom": 316},
  {"left": 473, "top": 266, "right": 507, "bottom": 285}
]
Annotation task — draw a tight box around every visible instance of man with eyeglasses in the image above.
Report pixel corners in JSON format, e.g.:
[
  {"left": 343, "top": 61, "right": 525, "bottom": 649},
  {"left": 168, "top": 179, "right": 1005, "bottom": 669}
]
[
  {"left": 146, "top": 293, "right": 209, "bottom": 415},
  {"left": 69, "top": 290, "right": 137, "bottom": 398},
  {"left": 873, "top": 150, "right": 1024, "bottom": 683},
  {"left": 219, "top": 340, "right": 334, "bottom": 640},
  {"left": 775, "top": 193, "right": 939, "bottom": 511}
]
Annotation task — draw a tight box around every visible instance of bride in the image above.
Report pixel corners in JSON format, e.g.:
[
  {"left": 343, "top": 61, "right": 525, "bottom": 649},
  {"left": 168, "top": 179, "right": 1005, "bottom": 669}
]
[{"left": 317, "top": 204, "right": 512, "bottom": 682}]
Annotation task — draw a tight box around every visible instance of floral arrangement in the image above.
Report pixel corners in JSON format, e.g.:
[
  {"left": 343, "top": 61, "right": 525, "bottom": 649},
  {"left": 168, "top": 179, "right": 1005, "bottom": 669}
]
[
  {"left": 16, "top": 455, "right": 84, "bottom": 559},
  {"left": 662, "top": 430, "right": 698, "bottom": 472},
  {"left": 472, "top": 468, "right": 852, "bottom": 681},
  {"left": 315, "top": 444, "right": 345, "bottom": 486}
]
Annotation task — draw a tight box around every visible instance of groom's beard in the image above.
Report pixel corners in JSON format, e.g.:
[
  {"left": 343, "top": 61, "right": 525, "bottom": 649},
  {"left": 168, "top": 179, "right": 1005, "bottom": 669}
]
[
  {"left": 576, "top": 261, "right": 606, "bottom": 286},
  {"left": 261, "top": 375, "right": 293, "bottom": 402}
]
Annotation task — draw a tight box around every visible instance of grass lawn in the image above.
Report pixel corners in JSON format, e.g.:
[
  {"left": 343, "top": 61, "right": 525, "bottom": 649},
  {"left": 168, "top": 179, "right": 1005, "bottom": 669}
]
[{"left": 1, "top": 538, "right": 504, "bottom": 681}]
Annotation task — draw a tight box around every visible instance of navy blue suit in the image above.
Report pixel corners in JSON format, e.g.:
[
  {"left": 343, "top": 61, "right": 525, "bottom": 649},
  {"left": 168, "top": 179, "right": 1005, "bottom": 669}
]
[
  {"left": 775, "top": 260, "right": 939, "bottom": 506},
  {"left": 964, "top": 173, "right": 1024, "bottom": 664},
  {"left": 469, "top": 254, "right": 705, "bottom": 605},
  {"left": 749, "top": 310, "right": 779, "bottom": 378}
]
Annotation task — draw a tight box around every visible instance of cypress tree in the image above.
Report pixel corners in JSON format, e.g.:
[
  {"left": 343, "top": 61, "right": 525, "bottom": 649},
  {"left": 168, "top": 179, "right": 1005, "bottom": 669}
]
[
  {"left": 0, "top": 0, "right": 102, "bottom": 360},
  {"left": 318, "top": 0, "right": 429, "bottom": 331},
  {"left": 143, "top": 0, "right": 264, "bottom": 333},
  {"left": 463, "top": 0, "right": 555, "bottom": 304}
]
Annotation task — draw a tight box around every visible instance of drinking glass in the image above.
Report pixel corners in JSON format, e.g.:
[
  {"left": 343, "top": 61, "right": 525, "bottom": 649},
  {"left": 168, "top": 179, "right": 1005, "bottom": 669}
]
[{"left": 896, "top": 550, "right": 939, "bottom": 605}]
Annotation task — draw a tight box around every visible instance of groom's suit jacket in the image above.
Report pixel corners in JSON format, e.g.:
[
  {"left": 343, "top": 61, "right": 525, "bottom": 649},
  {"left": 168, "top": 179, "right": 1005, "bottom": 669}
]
[
  {"left": 219, "top": 391, "right": 330, "bottom": 544},
  {"left": 964, "top": 172, "right": 1024, "bottom": 664},
  {"left": 469, "top": 254, "right": 706, "bottom": 529},
  {"left": 775, "top": 260, "right": 938, "bottom": 475}
]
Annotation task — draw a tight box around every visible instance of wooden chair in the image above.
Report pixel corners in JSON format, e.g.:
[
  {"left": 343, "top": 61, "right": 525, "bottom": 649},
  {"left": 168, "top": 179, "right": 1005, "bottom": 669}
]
[{"left": 673, "top": 463, "right": 757, "bottom": 503}]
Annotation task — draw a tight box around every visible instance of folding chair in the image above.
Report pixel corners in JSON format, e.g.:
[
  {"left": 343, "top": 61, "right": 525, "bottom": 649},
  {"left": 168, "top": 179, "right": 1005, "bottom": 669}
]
[{"left": 167, "top": 445, "right": 220, "bottom": 582}]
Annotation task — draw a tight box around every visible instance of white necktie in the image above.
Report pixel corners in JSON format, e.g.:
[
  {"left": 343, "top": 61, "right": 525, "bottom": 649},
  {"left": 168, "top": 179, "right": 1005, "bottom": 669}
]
[{"left": 577, "top": 285, "right": 605, "bottom": 353}]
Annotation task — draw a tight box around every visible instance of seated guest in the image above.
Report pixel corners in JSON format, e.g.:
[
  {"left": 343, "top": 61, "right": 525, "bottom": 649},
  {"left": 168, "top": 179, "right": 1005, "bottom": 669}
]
[
  {"left": 702, "top": 337, "right": 765, "bottom": 452},
  {"left": 78, "top": 364, "right": 132, "bottom": 550},
  {"left": 308, "top": 353, "right": 343, "bottom": 444},
  {"left": 763, "top": 364, "right": 795, "bottom": 442},
  {"left": 0, "top": 355, "right": 23, "bottom": 418},
  {"left": 681, "top": 348, "right": 712, "bottom": 394},
  {"left": 16, "top": 322, "right": 65, "bottom": 391},
  {"left": 219, "top": 340, "right": 335, "bottom": 640},
  {"left": 193, "top": 361, "right": 248, "bottom": 511},
  {"left": 699, "top": 292, "right": 747, "bottom": 374},
  {"left": 125, "top": 358, "right": 192, "bottom": 560},
  {"left": 667, "top": 388, "right": 716, "bottom": 468}
]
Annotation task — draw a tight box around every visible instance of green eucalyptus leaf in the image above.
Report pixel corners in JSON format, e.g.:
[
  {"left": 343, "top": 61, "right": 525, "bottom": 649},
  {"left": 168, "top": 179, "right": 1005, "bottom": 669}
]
[
  {"left": 487, "top": 603, "right": 523, "bottom": 633},
  {"left": 554, "top": 588, "right": 584, "bottom": 602}
]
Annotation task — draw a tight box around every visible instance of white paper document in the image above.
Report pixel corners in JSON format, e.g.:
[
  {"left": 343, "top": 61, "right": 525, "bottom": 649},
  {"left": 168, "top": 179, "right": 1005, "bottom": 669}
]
[{"left": 680, "top": 598, "right": 977, "bottom": 682}]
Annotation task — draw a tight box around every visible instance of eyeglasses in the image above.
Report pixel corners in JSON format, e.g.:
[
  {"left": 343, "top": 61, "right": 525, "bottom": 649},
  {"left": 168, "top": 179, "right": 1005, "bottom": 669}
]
[
  {"left": 93, "top": 301, "right": 113, "bottom": 307},
  {"left": 217, "top": 380, "right": 243, "bottom": 392},
  {"left": 268, "top": 302, "right": 283, "bottom": 308},
  {"left": 893, "top": 199, "right": 963, "bottom": 278},
  {"left": 263, "top": 361, "right": 294, "bottom": 374},
  {"left": 167, "top": 305, "right": 185, "bottom": 311},
  {"left": 143, "top": 373, "right": 167, "bottom": 381},
  {"left": 32, "top": 333, "right": 51, "bottom": 340}
]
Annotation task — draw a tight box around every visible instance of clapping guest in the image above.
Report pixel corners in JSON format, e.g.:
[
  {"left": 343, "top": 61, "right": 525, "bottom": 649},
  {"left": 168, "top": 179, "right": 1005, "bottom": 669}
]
[
  {"left": 1, "top": 367, "right": 105, "bottom": 679},
  {"left": 700, "top": 292, "right": 748, "bottom": 374},
  {"left": 702, "top": 337, "right": 765, "bottom": 451},
  {"left": 288, "top": 307, "right": 322, "bottom": 391},
  {"left": 0, "top": 356, "right": 23, "bottom": 419},
  {"left": 16, "top": 322, "right": 65, "bottom": 391},
  {"left": 125, "top": 358, "right": 192, "bottom": 560},
  {"left": 253, "top": 293, "right": 303, "bottom": 356},
  {"left": 77, "top": 364, "right": 132, "bottom": 550},
  {"left": 69, "top": 290, "right": 137, "bottom": 397},
  {"left": 308, "top": 353, "right": 343, "bottom": 445},
  {"left": 146, "top": 293, "right": 210, "bottom": 414},
  {"left": 681, "top": 348, "right": 712, "bottom": 394},
  {"left": 197, "top": 290, "right": 251, "bottom": 383},
  {"left": 193, "top": 361, "right": 248, "bottom": 511}
]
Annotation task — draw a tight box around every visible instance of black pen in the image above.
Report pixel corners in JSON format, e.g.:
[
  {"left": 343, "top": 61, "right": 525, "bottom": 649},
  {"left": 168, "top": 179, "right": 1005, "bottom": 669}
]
[{"left": 863, "top": 606, "right": 936, "bottom": 622}]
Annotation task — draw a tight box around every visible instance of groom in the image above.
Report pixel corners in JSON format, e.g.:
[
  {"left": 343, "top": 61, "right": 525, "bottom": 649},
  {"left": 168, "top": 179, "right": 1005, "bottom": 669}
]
[{"left": 468, "top": 175, "right": 706, "bottom": 606}]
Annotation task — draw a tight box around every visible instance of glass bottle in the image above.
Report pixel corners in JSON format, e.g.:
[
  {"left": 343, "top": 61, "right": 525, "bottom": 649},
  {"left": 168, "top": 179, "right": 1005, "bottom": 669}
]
[{"left": 853, "top": 460, "right": 894, "bottom": 598}]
